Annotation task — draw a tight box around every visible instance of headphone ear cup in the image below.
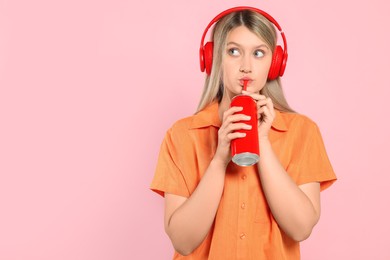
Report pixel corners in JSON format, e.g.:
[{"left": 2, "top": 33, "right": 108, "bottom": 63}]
[
  {"left": 204, "top": 42, "right": 214, "bottom": 75},
  {"left": 268, "top": 45, "right": 283, "bottom": 80},
  {"left": 279, "top": 52, "right": 287, "bottom": 77},
  {"left": 199, "top": 47, "right": 205, "bottom": 72}
]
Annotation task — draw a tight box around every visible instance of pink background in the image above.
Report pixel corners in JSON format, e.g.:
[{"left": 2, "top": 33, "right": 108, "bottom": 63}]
[{"left": 1, "top": 0, "right": 389, "bottom": 259}]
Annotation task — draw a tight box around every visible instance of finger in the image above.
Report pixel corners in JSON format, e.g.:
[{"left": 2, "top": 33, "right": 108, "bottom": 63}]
[
  {"left": 219, "top": 122, "right": 252, "bottom": 138},
  {"left": 223, "top": 113, "right": 251, "bottom": 126},
  {"left": 226, "top": 132, "right": 246, "bottom": 141},
  {"left": 219, "top": 115, "right": 251, "bottom": 140},
  {"left": 265, "top": 98, "right": 275, "bottom": 117},
  {"left": 258, "top": 107, "right": 268, "bottom": 123},
  {"left": 258, "top": 108, "right": 266, "bottom": 122},
  {"left": 260, "top": 105, "right": 275, "bottom": 124},
  {"left": 257, "top": 97, "right": 274, "bottom": 112},
  {"left": 223, "top": 106, "right": 243, "bottom": 120},
  {"left": 226, "top": 122, "right": 252, "bottom": 132},
  {"left": 242, "top": 91, "right": 267, "bottom": 101},
  {"left": 256, "top": 100, "right": 268, "bottom": 111}
]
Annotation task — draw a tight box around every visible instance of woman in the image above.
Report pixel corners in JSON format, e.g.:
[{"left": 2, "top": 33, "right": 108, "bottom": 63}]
[{"left": 151, "top": 6, "right": 336, "bottom": 259}]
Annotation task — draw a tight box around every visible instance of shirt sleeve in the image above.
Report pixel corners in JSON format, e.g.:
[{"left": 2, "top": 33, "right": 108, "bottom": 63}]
[
  {"left": 289, "top": 122, "right": 337, "bottom": 191},
  {"left": 150, "top": 129, "right": 190, "bottom": 198}
]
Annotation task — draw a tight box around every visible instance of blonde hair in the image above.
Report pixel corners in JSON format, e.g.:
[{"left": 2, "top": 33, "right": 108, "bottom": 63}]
[{"left": 196, "top": 10, "right": 295, "bottom": 113}]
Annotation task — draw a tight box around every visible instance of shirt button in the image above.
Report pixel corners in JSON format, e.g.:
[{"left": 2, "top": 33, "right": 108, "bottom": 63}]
[
  {"left": 241, "top": 174, "right": 247, "bottom": 180},
  {"left": 241, "top": 203, "right": 246, "bottom": 209},
  {"left": 240, "top": 233, "right": 246, "bottom": 239}
]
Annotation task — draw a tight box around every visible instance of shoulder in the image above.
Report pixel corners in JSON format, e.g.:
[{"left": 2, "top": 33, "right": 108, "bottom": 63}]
[
  {"left": 164, "top": 115, "right": 197, "bottom": 145},
  {"left": 279, "top": 111, "right": 321, "bottom": 134},
  {"left": 277, "top": 112, "right": 329, "bottom": 155},
  {"left": 168, "top": 115, "right": 195, "bottom": 134},
  {"left": 167, "top": 101, "right": 220, "bottom": 135}
]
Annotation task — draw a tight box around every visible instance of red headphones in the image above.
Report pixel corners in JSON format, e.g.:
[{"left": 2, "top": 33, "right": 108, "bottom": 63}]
[{"left": 199, "top": 6, "right": 288, "bottom": 80}]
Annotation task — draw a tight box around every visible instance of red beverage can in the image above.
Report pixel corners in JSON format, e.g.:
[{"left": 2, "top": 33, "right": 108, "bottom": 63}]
[{"left": 230, "top": 95, "right": 259, "bottom": 166}]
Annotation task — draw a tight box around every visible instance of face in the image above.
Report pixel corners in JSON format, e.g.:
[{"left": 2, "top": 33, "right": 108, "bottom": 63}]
[{"left": 222, "top": 25, "right": 273, "bottom": 98}]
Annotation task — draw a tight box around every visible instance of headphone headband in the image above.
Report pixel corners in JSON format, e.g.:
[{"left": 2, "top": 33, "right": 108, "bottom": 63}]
[
  {"left": 199, "top": 6, "right": 288, "bottom": 78},
  {"left": 200, "top": 6, "right": 283, "bottom": 47}
]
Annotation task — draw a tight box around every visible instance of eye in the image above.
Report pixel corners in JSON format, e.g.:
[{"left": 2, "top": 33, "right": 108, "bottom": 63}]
[
  {"left": 228, "top": 48, "right": 240, "bottom": 56},
  {"left": 254, "top": 50, "right": 265, "bottom": 58}
]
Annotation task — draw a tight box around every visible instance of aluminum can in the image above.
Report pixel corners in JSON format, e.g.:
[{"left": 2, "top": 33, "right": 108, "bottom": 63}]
[{"left": 230, "top": 95, "right": 259, "bottom": 166}]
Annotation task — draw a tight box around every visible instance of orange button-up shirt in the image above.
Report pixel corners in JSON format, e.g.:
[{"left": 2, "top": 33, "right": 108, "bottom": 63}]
[{"left": 151, "top": 101, "right": 336, "bottom": 259}]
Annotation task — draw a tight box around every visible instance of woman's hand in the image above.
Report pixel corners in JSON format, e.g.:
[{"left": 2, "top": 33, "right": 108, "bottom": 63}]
[
  {"left": 242, "top": 91, "right": 275, "bottom": 140},
  {"left": 214, "top": 106, "right": 252, "bottom": 167}
]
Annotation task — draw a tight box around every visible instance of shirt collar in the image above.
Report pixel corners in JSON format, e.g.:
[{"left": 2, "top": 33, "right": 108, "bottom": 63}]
[
  {"left": 272, "top": 110, "right": 288, "bottom": 132},
  {"left": 190, "top": 101, "right": 222, "bottom": 129},
  {"left": 190, "top": 101, "right": 288, "bottom": 131}
]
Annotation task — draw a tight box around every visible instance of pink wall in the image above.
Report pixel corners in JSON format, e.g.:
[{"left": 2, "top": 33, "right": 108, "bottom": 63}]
[{"left": 1, "top": 0, "right": 389, "bottom": 259}]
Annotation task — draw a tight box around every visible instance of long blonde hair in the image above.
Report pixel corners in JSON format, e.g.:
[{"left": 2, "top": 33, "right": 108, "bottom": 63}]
[{"left": 196, "top": 10, "right": 295, "bottom": 113}]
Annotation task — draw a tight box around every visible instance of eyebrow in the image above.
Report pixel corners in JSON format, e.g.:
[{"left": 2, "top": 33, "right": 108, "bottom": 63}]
[{"left": 227, "top": 41, "right": 270, "bottom": 50}]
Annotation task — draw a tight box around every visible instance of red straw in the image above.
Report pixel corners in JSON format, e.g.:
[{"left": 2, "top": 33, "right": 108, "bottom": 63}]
[{"left": 243, "top": 80, "right": 248, "bottom": 91}]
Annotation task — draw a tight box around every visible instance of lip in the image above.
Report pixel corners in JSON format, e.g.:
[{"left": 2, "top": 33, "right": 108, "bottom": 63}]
[{"left": 239, "top": 78, "right": 253, "bottom": 85}]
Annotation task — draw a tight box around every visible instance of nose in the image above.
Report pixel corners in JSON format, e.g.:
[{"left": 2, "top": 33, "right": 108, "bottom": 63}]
[
  {"left": 239, "top": 67, "right": 252, "bottom": 73},
  {"left": 239, "top": 55, "right": 252, "bottom": 73}
]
